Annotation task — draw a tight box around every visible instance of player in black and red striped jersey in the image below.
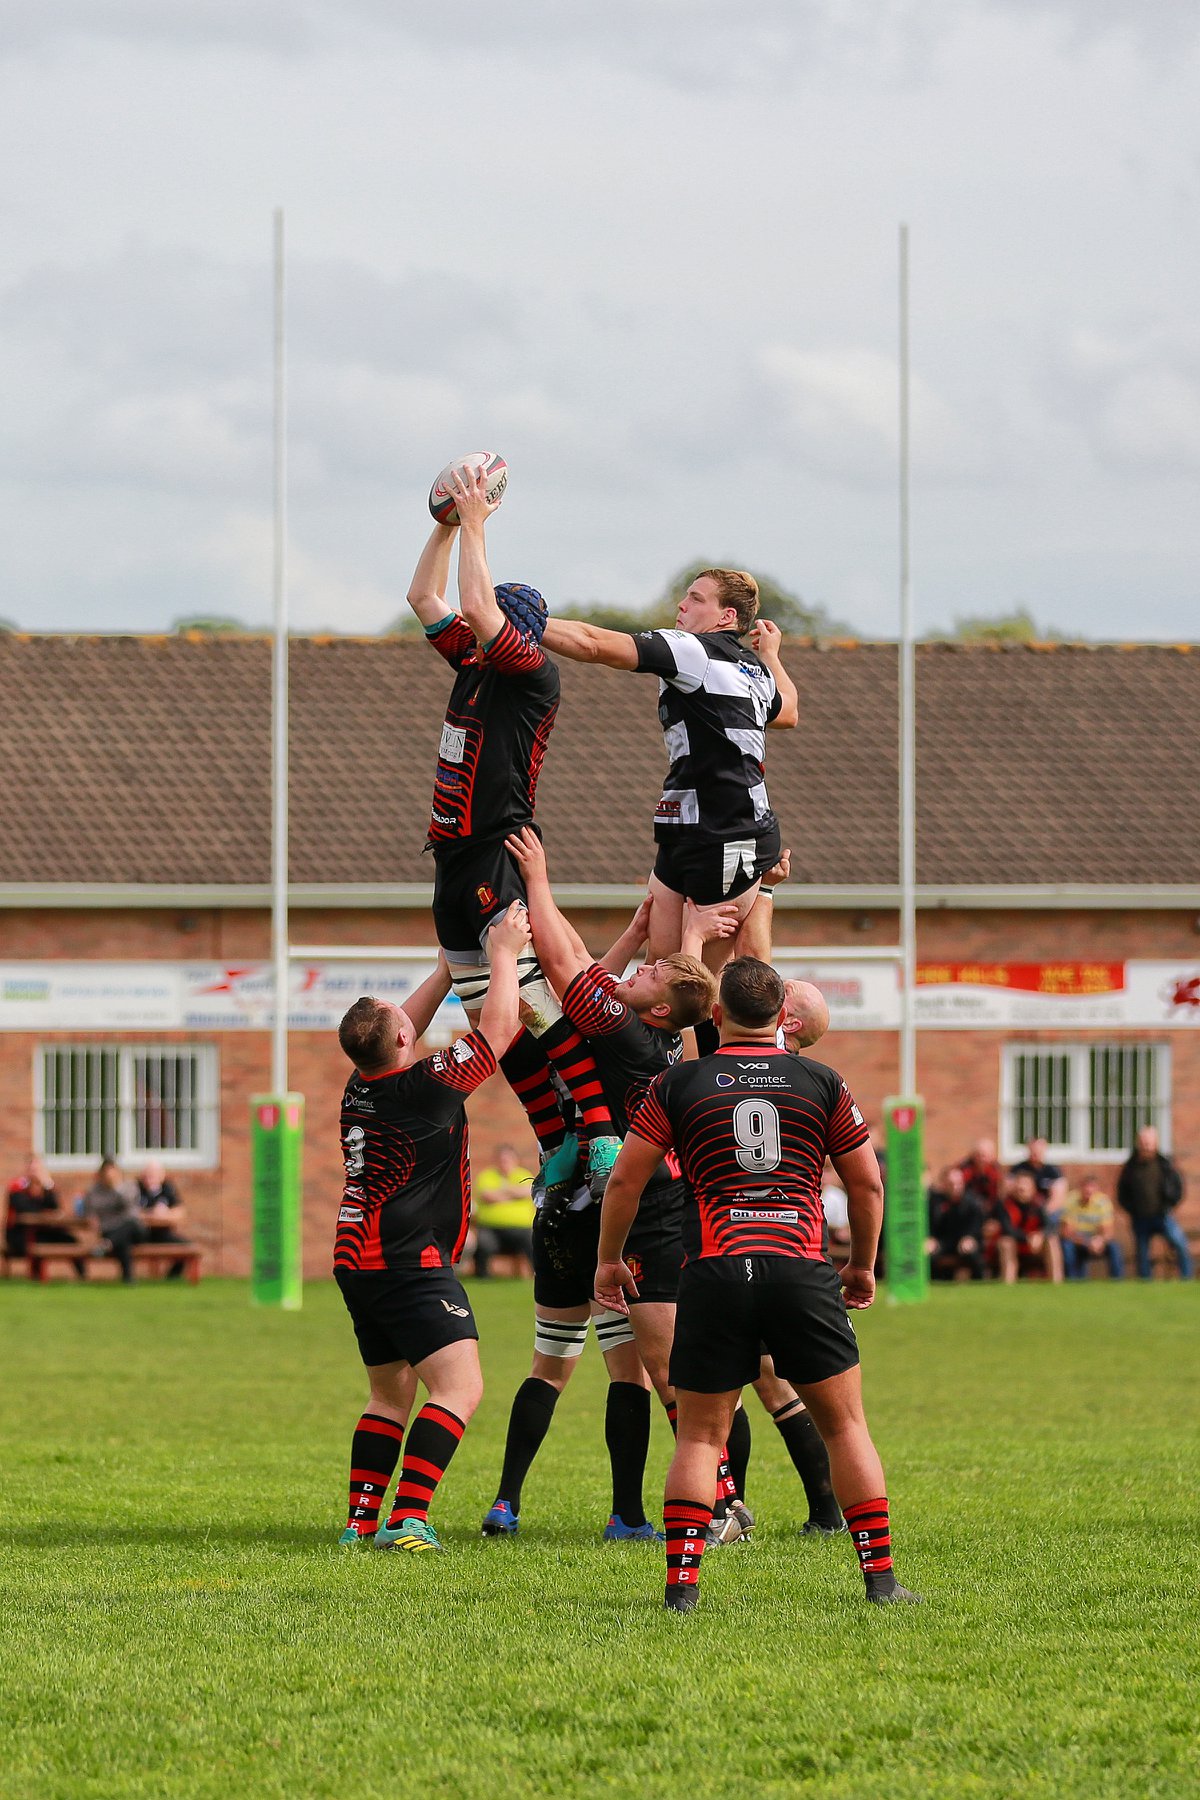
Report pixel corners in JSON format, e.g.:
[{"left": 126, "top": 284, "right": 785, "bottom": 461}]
[
  {"left": 334, "top": 904, "right": 527, "bottom": 1554},
  {"left": 478, "top": 825, "right": 722, "bottom": 1542},
  {"left": 404, "top": 461, "right": 620, "bottom": 1200},
  {"left": 596, "top": 957, "right": 920, "bottom": 1612}
]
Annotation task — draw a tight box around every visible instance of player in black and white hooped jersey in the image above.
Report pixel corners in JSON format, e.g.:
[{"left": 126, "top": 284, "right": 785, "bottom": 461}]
[{"left": 542, "top": 569, "right": 798, "bottom": 970}]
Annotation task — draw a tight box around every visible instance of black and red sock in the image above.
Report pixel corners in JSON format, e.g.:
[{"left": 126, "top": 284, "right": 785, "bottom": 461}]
[
  {"left": 663, "top": 1400, "right": 678, "bottom": 1437},
  {"left": 500, "top": 1032, "right": 567, "bottom": 1153},
  {"left": 345, "top": 1411, "right": 405, "bottom": 1538},
  {"left": 664, "top": 1497, "right": 712, "bottom": 1606},
  {"left": 536, "top": 1018, "right": 614, "bottom": 1148},
  {"left": 606, "top": 1382, "right": 651, "bottom": 1527},
  {"left": 385, "top": 1403, "right": 465, "bottom": 1526},
  {"left": 712, "top": 1442, "right": 738, "bottom": 1514},
  {"left": 844, "top": 1495, "right": 897, "bottom": 1597},
  {"left": 727, "top": 1403, "right": 751, "bottom": 1503}
]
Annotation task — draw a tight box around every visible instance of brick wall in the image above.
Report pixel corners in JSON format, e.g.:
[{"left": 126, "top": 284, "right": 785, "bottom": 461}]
[{"left": 4, "top": 904, "right": 1198, "bottom": 1275}]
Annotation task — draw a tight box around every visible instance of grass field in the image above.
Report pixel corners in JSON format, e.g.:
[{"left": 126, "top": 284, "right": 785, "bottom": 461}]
[{"left": 2, "top": 1277, "right": 1197, "bottom": 1799}]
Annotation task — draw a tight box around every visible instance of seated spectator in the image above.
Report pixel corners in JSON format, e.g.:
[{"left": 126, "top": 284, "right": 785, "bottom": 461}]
[
  {"left": 1116, "top": 1126, "right": 1193, "bottom": 1281},
  {"left": 958, "top": 1137, "right": 1004, "bottom": 1210},
  {"left": 995, "top": 1171, "right": 1063, "bottom": 1284},
  {"left": 1009, "top": 1136, "right": 1068, "bottom": 1229},
  {"left": 138, "top": 1160, "right": 189, "bottom": 1279},
  {"left": 79, "top": 1157, "right": 147, "bottom": 1283},
  {"left": 6, "top": 1155, "right": 87, "bottom": 1275},
  {"left": 471, "top": 1144, "right": 534, "bottom": 1279},
  {"left": 925, "top": 1165, "right": 985, "bottom": 1281},
  {"left": 1060, "top": 1176, "right": 1124, "bottom": 1280}
]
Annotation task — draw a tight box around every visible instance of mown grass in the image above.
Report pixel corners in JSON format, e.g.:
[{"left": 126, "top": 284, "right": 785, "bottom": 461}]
[{"left": 1, "top": 1277, "right": 1197, "bottom": 1798}]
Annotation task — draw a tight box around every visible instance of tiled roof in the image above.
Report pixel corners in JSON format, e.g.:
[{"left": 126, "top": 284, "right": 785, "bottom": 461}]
[{"left": 0, "top": 634, "right": 1196, "bottom": 889}]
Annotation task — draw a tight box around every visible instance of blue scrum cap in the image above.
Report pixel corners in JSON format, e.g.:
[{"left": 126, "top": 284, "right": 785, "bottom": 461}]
[{"left": 494, "top": 583, "right": 548, "bottom": 643}]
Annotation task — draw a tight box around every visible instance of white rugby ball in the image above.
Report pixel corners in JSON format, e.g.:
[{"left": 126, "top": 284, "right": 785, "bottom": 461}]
[{"left": 428, "top": 451, "right": 508, "bottom": 525}]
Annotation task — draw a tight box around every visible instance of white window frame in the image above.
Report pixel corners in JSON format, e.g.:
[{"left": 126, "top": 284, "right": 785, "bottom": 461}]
[
  {"left": 999, "top": 1040, "right": 1171, "bottom": 1165},
  {"left": 33, "top": 1043, "right": 220, "bottom": 1171}
]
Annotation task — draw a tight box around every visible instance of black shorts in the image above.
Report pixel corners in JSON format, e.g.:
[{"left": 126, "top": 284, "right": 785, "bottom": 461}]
[
  {"left": 624, "top": 1179, "right": 685, "bottom": 1305},
  {"left": 532, "top": 1203, "right": 601, "bottom": 1309},
  {"left": 669, "top": 1255, "right": 859, "bottom": 1393},
  {"left": 653, "top": 823, "right": 782, "bottom": 905},
  {"left": 432, "top": 835, "right": 530, "bottom": 955},
  {"left": 336, "top": 1267, "right": 479, "bottom": 1368}
]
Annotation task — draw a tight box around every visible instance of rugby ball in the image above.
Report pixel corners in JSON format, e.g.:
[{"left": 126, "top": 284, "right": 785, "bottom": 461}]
[{"left": 428, "top": 452, "right": 508, "bottom": 525}]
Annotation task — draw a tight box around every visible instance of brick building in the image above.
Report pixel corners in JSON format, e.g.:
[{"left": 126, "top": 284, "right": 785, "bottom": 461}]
[{"left": 2, "top": 632, "right": 1198, "bottom": 1275}]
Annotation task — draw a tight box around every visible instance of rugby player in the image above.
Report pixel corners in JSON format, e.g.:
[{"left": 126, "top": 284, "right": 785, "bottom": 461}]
[
  {"left": 481, "top": 826, "right": 721, "bottom": 1540},
  {"left": 405, "top": 463, "right": 620, "bottom": 1197},
  {"left": 335, "top": 905, "right": 528, "bottom": 1553},
  {"left": 542, "top": 573, "right": 798, "bottom": 971},
  {"left": 596, "top": 958, "right": 920, "bottom": 1611}
]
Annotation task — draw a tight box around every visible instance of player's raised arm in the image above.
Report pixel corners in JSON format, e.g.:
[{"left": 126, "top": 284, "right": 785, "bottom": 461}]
[
  {"left": 404, "top": 951, "right": 453, "bottom": 1041},
  {"left": 406, "top": 522, "right": 461, "bottom": 629},
  {"left": 541, "top": 618, "right": 640, "bottom": 670},
  {"left": 594, "top": 1131, "right": 663, "bottom": 1313},
  {"left": 449, "top": 464, "right": 507, "bottom": 646},
  {"left": 830, "top": 1139, "right": 885, "bottom": 1310},
  {"left": 749, "top": 619, "right": 799, "bottom": 728},
  {"left": 503, "top": 826, "right": 589, "bottom": 998},
  {"left": 479, "top": 903, "right": 531, "bottom": 1057}
]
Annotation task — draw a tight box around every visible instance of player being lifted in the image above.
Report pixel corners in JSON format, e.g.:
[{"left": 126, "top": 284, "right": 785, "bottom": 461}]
[
  {"left": 405, "top": 463, "right": 620, "bottom": 1196},
  {"left": 596, "top": 958, "right": 920, "bottom": 1612},
  {"left": 542, "top": 571, "right": 798, "bottom": 969},
  {"left": 480, "top": 827, "right": 723, "bottom": 1541},
  {"left": 334, "top": 905, "right": 528, "bottom": 1552}
]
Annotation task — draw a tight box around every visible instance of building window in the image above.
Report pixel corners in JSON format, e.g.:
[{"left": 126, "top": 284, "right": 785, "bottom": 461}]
[
  {"left": 35, "top": 1045, "right": 219, "bottom": 1169},
  {"left": 1001, "top": 1042, "right": 1169, "bottom": 1163}
]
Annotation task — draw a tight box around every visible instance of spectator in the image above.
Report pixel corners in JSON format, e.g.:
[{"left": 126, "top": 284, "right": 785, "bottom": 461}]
[
  {"left": 471, "top": 1144, "right": 534, "bottom": 1278},
  {"left": 925, "top": 1165, "right": 985, "bottom": 1281},
  {"left": 6, "top": 1156, "right": 87, "bottom": 1275},
  {"left": 138, "top": 1160, "right": 189, "bottom": 1279},
  {"left": 1009, "top": 1136, "right": 1068, "bottom": 1227},
  {"left": 79, "top": 1157, "right": 147, "bottom": 1283},
  {"left": 1116, "top": 1126, "right": 1192, "bottom": 1281},
  {"left": 1060, "top": 1176, "right": 1124, "bottom": 1281},
  {"left": 958, "top": 1137, "right": 1004, "bottom": 1210},
  {"left": 1002, "top": 1171, "right": 1063, "bottom": 1283},
  {"left": 821, "top": 1171, "right": 851, "bottom": 1261}
]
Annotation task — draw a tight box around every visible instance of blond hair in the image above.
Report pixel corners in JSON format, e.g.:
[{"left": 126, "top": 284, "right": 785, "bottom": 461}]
[
  {"left": 696, "top": 568, "right": 760, "bottom": 634},
  {"left": 660, "top": 954, "right": 719, "bottom": 1029}
]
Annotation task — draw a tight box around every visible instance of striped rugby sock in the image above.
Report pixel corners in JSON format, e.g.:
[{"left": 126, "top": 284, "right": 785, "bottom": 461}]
[
  {"left": 536, "top": 1019, "right": 614, "bottom": 1147},
  {"left": 346, "top": 1411, "right": 405, "bottom": 1538},
  {"left": 500, "top": 1032, "right": 567, "bottom": 1151},
  {"left": 844, "top": 1495, "right": 897, "bottom": 1597},
  {"left": 663, "top": 1498, "right": 712, "bottom": 1596},
  {"left": 386, "top": 1404, "right": 465, "bottom": 1526}
]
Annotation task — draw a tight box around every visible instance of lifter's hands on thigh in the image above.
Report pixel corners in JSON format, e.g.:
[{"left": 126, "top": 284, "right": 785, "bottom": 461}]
[{"left": 595, "top": 1259, "right": 639, "bottom": 1315}]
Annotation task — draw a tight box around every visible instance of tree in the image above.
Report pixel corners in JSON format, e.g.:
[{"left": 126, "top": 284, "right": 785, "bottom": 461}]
[
  {"left": 171, "top": 615, "right": 252, "bottom": 634},
  {"left": 931, "top": 607, "right": 1065, "bottom": 644}
]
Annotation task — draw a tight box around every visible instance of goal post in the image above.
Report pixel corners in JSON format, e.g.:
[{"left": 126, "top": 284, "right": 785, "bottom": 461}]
[
  {"left": 251, "top": 1093, "right": 304, "bottom": 1309},
  {"left": 883, "top": 1095, "right": 927, "bottom": 1303}
]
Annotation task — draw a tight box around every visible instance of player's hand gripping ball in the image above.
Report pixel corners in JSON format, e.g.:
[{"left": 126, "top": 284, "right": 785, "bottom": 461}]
[{"left": 429, "top": 452, "right": 508, "bottom": 525}]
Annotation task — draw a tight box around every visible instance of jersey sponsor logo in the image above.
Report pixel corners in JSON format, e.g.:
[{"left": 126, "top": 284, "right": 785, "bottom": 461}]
[
  {"left": 450, "top": 1038, "right": 475, "bottom": 1063},
  {"left": 736, "top": 1073, "right": 789, "bottom": 1087},
  {"left": 440, "top": 1297, "right": 470, "bottom": 1318},
  {"left": 739, "top": 662, "right": 766, "bottom": 680},
  {"left": 439, "top": 722, "right": 467, "bottom": 763},
  {"left": 338, "top": 1205, "right": 364, "bottom": 1222},
  {"left": 852, "top": 1102, "right": 865, "bottom": 1126},
  {"left": 431, "top": 810, "right": 457, "bottom": 826},
  {"left": 715, "top": 1071, "right": 735, "bottom": 1087},
  {"left": 738, "top": 1061, "right": 769, "bottom": 1069},
  {"left": 476, "top": 883, "right": 497, "bottom": 911},
  {"left": 606, "top": 999, "right": 624, "bottom": 1017},
  {"left": 729, "top": 1207, "right": 800, "bottom": 1223}
]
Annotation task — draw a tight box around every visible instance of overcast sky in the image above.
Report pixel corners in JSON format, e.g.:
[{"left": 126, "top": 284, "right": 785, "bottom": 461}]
[{"left": 1, "top": 2, "right": 1197, "bottom": 638}]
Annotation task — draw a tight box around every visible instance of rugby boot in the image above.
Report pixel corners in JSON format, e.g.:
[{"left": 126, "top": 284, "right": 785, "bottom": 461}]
[
  {"left": 602, "top": 1515, "right": 665, "bottom": 1542},
  {"left": 706, "top": 1498, "right": 755, "bottom": 1547},
  {"left": 375, "top": 1517, "right": 443, "bottom": 1553},
  {"left": 338, "top": 1526, "right": 375, "bottom": 1548},
  {"left": 586, "top": 1134, "right": 624, "bottom": 1202},
  {"left": 481, "top": 1500, "right": 520, "bottom": 1537}
]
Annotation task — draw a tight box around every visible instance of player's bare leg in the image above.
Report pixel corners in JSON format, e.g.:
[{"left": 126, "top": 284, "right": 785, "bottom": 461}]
[
  {"left": 377, "top": 1339, "right": 483, "bottom": 1553},
  {"left": 662, "top": 1387, "right": 740, "bottom": 1612},
  {"left": 795, "top": 1365, "right": 920, "bottom": 1602},
  {"left": 752, "top": 1356, "right": 844, "bottom": 1535},
  {"left": 340, "top": 1360, "right": 419, "bottom": 1545},
  {"left": 647, "top": 874, "right": 759, "bottom": 974}
]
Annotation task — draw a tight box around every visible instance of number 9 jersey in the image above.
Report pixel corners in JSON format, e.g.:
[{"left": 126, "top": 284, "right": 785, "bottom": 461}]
[{"left": 629, "top": 1042, "right": 871, "bottom": 1263}]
